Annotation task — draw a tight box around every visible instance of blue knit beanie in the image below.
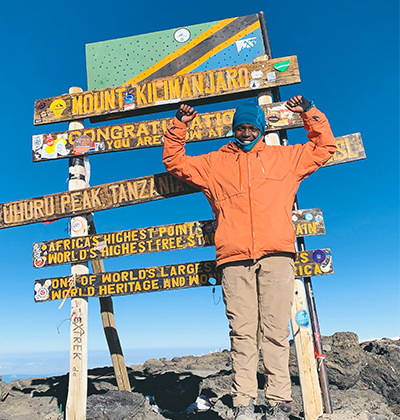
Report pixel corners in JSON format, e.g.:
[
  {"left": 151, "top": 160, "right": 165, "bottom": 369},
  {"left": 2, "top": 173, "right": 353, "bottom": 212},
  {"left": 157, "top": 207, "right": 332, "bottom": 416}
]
[{"left": 232, "top": 98, "right": 266, "bottom": 133}]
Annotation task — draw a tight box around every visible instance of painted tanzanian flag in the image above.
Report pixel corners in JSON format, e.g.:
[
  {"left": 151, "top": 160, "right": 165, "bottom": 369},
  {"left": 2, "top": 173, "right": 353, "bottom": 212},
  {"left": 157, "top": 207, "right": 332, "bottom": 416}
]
[{"left": 85, "top": 14, "right": 265, "bottom": 89}]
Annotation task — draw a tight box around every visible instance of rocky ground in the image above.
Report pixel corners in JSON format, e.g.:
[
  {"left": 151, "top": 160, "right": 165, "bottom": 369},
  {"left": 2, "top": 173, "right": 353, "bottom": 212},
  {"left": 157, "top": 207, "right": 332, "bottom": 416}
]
[{"left": 0, "top": 332, "right": 398, "bottom": 420}]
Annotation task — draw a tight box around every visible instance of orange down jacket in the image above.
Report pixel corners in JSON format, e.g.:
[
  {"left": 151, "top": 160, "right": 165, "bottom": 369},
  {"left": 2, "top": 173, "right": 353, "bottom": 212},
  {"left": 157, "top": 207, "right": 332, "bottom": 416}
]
[{"left": 163, "top": 107, "right": 337, "bottom": 267}]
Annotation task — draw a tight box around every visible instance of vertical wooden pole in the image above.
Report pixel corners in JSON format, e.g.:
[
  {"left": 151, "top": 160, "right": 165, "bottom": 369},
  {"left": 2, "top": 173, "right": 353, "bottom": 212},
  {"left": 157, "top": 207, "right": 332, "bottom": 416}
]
[
  {"left": 66, "top": 87, "right": 88, "bottom": 420},
  {"left": 89, "top": 220, "right": 131, "bottom": 391},
  {"left": 291, "top": 279, "right": 323, "bottom": 420}
]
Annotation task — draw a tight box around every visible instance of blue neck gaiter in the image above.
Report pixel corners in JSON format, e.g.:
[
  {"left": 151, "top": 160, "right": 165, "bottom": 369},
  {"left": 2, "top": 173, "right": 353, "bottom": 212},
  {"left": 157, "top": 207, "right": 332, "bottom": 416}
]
[{"left": 234, "top": 132, "right": 262, "bottom": 152}]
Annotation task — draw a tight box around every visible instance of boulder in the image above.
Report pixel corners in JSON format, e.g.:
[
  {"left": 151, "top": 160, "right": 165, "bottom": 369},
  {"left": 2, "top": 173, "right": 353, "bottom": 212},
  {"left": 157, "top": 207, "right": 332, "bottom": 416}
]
[
  {"left": 324, "top": 332, "right": 366, "bottom": 389},
  {"left": 87, "top": 391, "right": 163, "bottom": 420}
]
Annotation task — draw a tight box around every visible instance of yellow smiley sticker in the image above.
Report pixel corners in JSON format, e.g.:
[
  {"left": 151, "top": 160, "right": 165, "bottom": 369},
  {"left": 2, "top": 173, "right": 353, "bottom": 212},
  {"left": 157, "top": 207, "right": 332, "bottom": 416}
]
[{"left": 50, "top": 99, "right": 67, "bottom": 117}]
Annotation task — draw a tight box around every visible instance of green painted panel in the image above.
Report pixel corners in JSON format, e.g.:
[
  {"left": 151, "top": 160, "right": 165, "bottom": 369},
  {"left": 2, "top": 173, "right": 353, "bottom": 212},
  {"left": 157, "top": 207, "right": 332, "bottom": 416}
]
[{"left": 86, "top": 20, "right": 220, "bottom": 89}]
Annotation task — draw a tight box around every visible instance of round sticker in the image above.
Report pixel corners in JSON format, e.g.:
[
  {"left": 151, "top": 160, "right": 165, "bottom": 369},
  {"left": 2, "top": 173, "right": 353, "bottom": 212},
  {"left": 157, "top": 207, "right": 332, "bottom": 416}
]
[
  {"left": 292, "top": 215, "right": 298, "bottom": 222},
  {"left": 37, "top": 101, "right": 46, "bottom": 110},
  {"left": 312, "top": 250, "right": 326, "bottom": 263},
  {"left": 124, "top": 93, "right": 135, "bottom": 104},
  {"left": 71, "top": 219, "right": 83, "bottom": 232},
  {"left": 49, "top": 99, "right": 67, "bottom": 117},
  {"left": 250, "top": 80, "right": 260, "bottom": 89},
  {"left": 204, "top": 224, "right": 213, "bottom": 233},
  {"left": 45, "top": 135, "right": 54, "bottom": 146},
  {"left": 174, "top": 28, "right": 191, "bottom": 43},
  {"left": 36, "top": 286, "right": 49, "bottom": 300},
  {"left": 34, "top": 257, "right": 46, "bottom": 268},
  {"left": 295, "top": 310, "right": 310, "bottom": 328},
  {"left": 73, "top": 135, "right": 92, "bottom": 155},
  {"left": 305, "top": 213, "right": 313, "bottom": 221},
  {"left": 315, "top": 215, "right": 323, "bottom": 222}
]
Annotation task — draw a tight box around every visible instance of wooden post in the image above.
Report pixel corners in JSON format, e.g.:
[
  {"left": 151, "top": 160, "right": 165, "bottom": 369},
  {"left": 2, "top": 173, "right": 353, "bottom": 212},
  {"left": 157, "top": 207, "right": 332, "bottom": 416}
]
[
  {"left": 89, "top": 220, "right": 131, "bottom": 391},
  {"left": 291, "top": 279, "right": 323, "bottom": 420},
  {"left": 66, "top": 87, "right": 88, "bottom": 420},
  {"left": 254, "top": 55, "right": 280, "bottom": 146}
]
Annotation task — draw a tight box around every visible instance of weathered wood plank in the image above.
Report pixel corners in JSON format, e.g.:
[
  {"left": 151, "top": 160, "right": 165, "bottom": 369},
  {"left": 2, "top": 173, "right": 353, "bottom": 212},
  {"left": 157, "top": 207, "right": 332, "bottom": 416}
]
[
  {"left": 32, "top": 209, "right": 325, "bottom": 268},
  {"left": 32, "top": 102, "right": 304, "bottom": 162},
  {"left": 323, "top": 133, "right": 366, "bottom": 167},
  {"left": 32, "top": 123, "right": 364, "bottom": 170},
  {"left": 291, "top": 279, "right": 323, "bottom": 420},
  {"left": 33, "top": 56, "right": 300, "bottom": 126},
  {"left": 65, "top": 88, "right": 88, "bottom": 420},
  {"left": 33, "top": 249, "right": 333, "bottom": 302},
  {"left": 0, "top": 172, "right": 197, "bottom": 230},
  {"left": 88, "top": 194, "right": 131, "bottom": 393}
]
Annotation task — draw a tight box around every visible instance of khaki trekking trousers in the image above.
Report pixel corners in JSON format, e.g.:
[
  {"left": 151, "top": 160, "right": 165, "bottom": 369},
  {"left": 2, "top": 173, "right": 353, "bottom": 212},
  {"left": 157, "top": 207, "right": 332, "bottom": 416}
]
[{"left": 221, "top": 254, "right": 294, "bottom": 406}]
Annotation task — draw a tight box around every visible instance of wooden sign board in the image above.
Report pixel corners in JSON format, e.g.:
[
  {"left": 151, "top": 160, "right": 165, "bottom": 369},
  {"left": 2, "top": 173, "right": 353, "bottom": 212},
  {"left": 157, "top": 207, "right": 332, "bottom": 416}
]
[
  {"left": 323, "top": 133, "right": 365, "bottom": 167},
  {"left": 32, "top": 102, "right": 304, "bottom": 162},
  {"left": 33, "top": 56, "right": 300, "bottom": 126},
  {"left": 0, "top": 172, "right": 197, "bottom": 230},
  {"left": 34, "top": 248, "right": 333, "bottom": 302},
  {"left": 32, "top": 209, "right": 325, "bottom": 268}
]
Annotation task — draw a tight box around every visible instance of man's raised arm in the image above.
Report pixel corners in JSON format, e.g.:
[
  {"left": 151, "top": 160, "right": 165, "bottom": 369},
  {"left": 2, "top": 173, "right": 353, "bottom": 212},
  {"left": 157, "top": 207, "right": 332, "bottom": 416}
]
[
  {"left": 162, "top": 104, "right": 211, "bottom": 190},
  {"left": 285, "top": 96, "right": 337, "bottom": 180}
]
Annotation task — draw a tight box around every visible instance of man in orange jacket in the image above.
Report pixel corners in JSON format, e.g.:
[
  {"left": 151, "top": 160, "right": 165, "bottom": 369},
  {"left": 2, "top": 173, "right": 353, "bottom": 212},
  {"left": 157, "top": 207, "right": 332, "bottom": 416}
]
[{"left": 163, "top": 96, "right": 336, "bottom": 420}]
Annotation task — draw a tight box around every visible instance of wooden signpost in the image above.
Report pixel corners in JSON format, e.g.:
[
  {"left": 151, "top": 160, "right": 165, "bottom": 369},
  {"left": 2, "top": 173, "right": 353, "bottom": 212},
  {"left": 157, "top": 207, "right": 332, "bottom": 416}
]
[
  {"left": 33, "top": 56, "right": 300, "bottom": 125},
  {"left": 34, "top": 249, "right": 333, "bottom": 302},
  {"left": 24, "top": 11, "right": 366, "bottom": 420},
  {"left": 32, "top": 208, "right": 325, "bottom": 268}
]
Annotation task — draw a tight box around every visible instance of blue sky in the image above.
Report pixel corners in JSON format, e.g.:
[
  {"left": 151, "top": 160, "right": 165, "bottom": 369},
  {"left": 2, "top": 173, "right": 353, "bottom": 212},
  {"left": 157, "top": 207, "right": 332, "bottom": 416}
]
[{"left": 0, "top": 1, "right": 398, "bottom": 379}]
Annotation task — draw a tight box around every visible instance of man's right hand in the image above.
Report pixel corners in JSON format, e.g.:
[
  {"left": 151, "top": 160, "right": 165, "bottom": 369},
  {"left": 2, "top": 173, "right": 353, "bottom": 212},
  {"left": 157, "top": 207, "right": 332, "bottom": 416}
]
[{"left": 176, "top": 104, "right": 198, "bottom": 124}]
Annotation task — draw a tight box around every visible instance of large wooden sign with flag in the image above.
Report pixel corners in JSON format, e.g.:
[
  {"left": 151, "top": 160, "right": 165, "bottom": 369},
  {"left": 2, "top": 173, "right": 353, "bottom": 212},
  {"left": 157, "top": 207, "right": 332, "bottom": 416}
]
[
  {"left": 32, "top": 209, "right": 325, "bottom": 268},
  {"left": 34, "top": 248, "right": 333, "bottom": 302},
  {"left": 33, "top": 56, "right": 300, "bottom": 126}
]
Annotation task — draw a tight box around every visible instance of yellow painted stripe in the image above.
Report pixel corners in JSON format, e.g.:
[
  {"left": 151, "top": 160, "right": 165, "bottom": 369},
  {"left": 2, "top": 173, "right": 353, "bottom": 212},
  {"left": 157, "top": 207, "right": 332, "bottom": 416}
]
[
  {"left": 123, "top": 17, "right": 237, "bottom": 85},
  {"left": 175, "top": 21, "right": 260, "bottom": 75}
]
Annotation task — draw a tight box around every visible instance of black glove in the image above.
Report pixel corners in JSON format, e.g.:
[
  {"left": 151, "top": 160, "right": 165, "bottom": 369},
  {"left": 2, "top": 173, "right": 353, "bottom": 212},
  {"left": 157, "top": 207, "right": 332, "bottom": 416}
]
[
  {"left": 298, "top": 97, "right": 314, "bottom": 113},
  {"left": 175, "top": 109, "right": 184, "bottom": 122}
]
